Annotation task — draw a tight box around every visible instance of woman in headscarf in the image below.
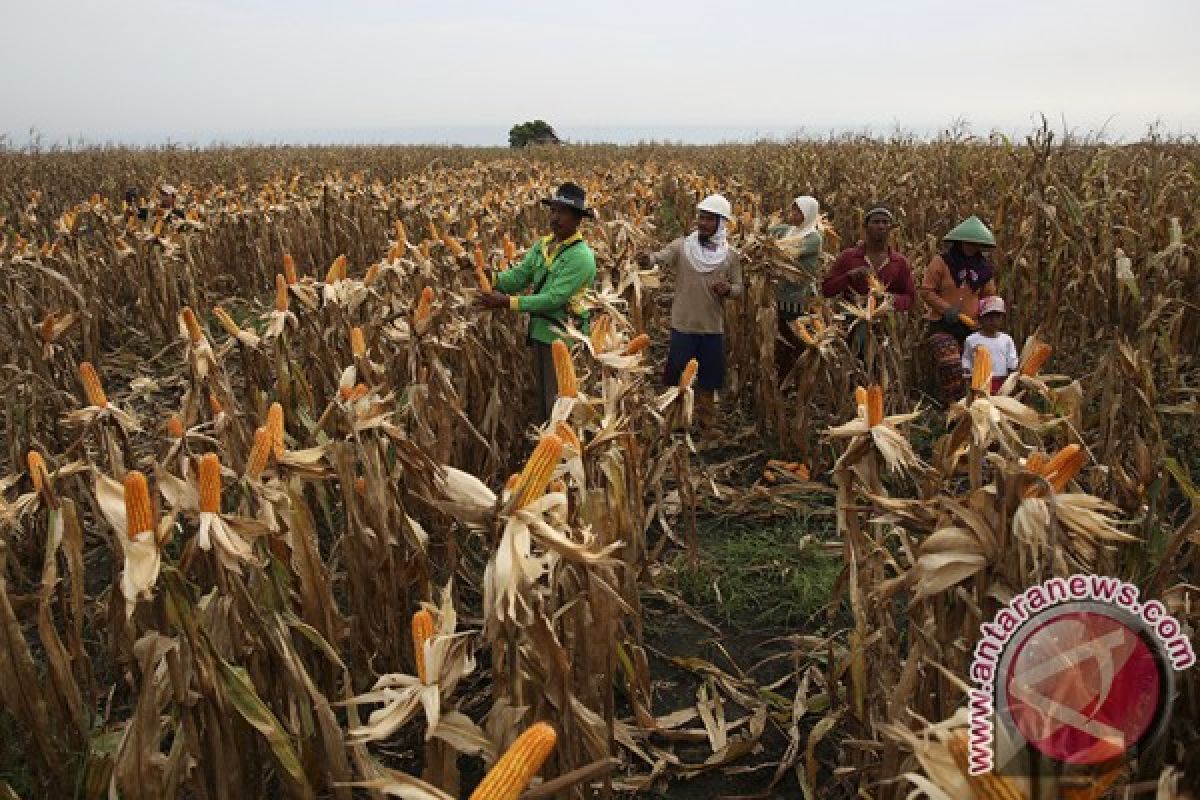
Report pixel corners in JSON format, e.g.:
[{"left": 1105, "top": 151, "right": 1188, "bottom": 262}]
[
  {"left": 920, "top": 215, "right": 998, "bottom": 404},
  {"left": 769, "top": 195, "right": 823, "bottom": 383}
]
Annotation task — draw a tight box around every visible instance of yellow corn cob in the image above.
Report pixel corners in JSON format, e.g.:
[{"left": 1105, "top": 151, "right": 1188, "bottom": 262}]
[
  {"left": 512, "top": 435, "right": 563, "bottom": 510},
  {"left": 350, "top": 326, "right": 366, "bottom": 358},
  {"left": 854, "top": 386, "right": 868, "bottom": 411},
  {"left": 266, "top": 402, "right": 285, "bottom": 459},
  {"left": 387, "top": 242, "right": 402, "bottom": 261},
  {"left": 551, "top": 341, "right": 578, "bottom": 398},
  {"left": 420, "top": 240, "right": 431, "bottom": 260},
  {"left": 213, "top": 306, "right": 241, "bottom": 337},
  {"left": 27, "top": 451, "right": 47, "bottom": 494},
  {"left": 283, "top": 254, "right": 299, "bottom": 284},
  {"left": 79, "top": 361, "right": 108, "bottom": 408},
  {"left": 679, "top": 358, "right": 699, "bottom": 389},
  {"left": 394, "top": 219, "right": 407, "bottom": 248},
  {"left": 476, "top": 265, "right": 493, "bottom": 293},
  {"left": 945, "top": 731, "right": 1026, "bottom": 800},
  {"left": 325, "top": 254, "right": 348, "bottom": 283},
  {"left": 245, "top": 426, "right": 272, "bottom": 479},
  {"left": 589, "top": 314, "right": 613, "bottom": 352},
  {"left": 791, "top": 319, "right": 816, "bottom": 346},
  {"left": 415, "top": 286, "right": 435, "bottom": 325},
  {"left": 152, "top": 217, "right": 164, "bottom": 237},
  {"left": 867, "top": 385, "right": 884, "bottom": 428},
  {"left": 971, "top": 346, "right": 993, "bottom": 393},
  {"left": 198, "top": 453, "right": 221, "bottom": 514},
  {"left": 554, "top": 421, "right": 582, "bottom": 454},
  {"left": 503, "top": 233, "right": 517, "bottom": 261},
  {"left": 428, "top": 221, "right": 440, "bottom": 241},
  {"left": 39, "top": 313, "right": 55, "bottom": 343},
  {"left": 473, "top": 243, "right": 486, "bottom": 270},
  {"left": 181, "top": 307, "right": 204, "bottom": 343},
  {"left": 411, "top": 609, "right": 435, "bottom": 683},
  {"left": 1044, "top": 444, "right": 1086, "bottom": 492},
  {"left": 1025, "top": 451, "right": 1046, "bottom": 474},
  {"left": 166, "top": 414, "right": 185, "bottom": 439},
  {"left": 208, "top": 392, "right": 223, "bottom": 417},
  {"left": 1020, "top": 342, "right": 1053, "bottom": 377},
  {"left": 467, "top": 218, "right": 479, "bottom": 239},
  {"left": 469, "top": 722, "right": 558, "bottom": 800},
  {"left": 442, "top": 235, "right": 466, "bottom": 258},
  {"left": 504, "top": 473, "right": 520, "bottom": 492},
  {"left": 354, "top": 476, "right": 367, "bottom": 497},
  {"left": 275, "top": 273, "right": 289, "bottom": 312},
  {"left": 622, "top": 333, "right": 650, "bottom": 356},
  {"left": 124, "top": 470, "right": 154, "bottom": 539},
  {"left": 364, "top": 263, "right": 381, "bottom": 285},
  {"left": 959, "top": 313, "right": 979, "bottom": 330},
  {"left": 349, "top": 383, "right": 369, "bottom": 402}
]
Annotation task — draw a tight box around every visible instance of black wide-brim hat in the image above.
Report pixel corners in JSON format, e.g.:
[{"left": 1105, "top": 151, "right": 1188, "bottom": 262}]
[{"left": 541, "top": 182, "right": 595, "bottom": 218}]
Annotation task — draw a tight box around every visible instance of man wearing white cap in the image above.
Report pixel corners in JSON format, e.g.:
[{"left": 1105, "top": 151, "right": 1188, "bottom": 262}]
[
  {"left": 961, "top": 296, "right": 1018, "bottom": 394},
  {"left": 638, "top": 194, "right": 742, "bottom": 433}
]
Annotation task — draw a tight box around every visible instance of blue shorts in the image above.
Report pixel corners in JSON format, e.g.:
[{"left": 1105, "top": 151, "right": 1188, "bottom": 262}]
[{"left": 663, "top": 330, "right": 725, "bottom": 390}]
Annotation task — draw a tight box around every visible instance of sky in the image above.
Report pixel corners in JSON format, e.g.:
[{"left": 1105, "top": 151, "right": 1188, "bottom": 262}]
[{"left": 2, "top": 0, "right": 1199, "bottom": 147}]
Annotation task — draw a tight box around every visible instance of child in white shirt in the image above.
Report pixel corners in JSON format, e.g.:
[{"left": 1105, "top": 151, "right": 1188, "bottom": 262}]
[{"left": 962, "top": 296, "right": 1018, "bottom": 393}]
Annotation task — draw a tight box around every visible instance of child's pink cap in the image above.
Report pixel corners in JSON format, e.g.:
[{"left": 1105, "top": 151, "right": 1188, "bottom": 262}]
[{"left": 979, "top": 296, "right": 1006, "bottom": 316}]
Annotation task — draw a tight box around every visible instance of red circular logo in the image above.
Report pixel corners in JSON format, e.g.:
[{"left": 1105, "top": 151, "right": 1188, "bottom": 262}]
[{"left": 1004, "top": 610, "right": 1161, "bottom": 764}]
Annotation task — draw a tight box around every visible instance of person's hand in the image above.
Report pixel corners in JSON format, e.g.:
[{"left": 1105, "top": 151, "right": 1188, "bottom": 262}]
[
  {"left": 476, "top": 291, "right": 510, "bottom": 310},
  {"left": 636, "top": 253, "right": 652, "bottom": 268},
  {"left": 711, "top": 280, "right": 731, "bottom": 298},
  {"left": 941, "top": 306, "right": 961, "bottom": 325}
]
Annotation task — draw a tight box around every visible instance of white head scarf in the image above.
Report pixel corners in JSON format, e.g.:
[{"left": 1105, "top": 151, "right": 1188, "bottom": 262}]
[
  {"left": 684, "top": 217, "right": 730, "bottom": 273},
  {"left": 792, "top": 196, "right": 820, "bottom": 238}
]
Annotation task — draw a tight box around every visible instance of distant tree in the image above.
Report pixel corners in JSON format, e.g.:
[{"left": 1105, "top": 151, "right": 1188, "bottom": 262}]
[{"left": 509, "top": 120, "right": 560, "bottom": 148}]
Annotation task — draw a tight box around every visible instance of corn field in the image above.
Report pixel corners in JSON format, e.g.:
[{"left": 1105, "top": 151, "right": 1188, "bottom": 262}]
[{"left": 0, "top": 130, "right": 1197, "bottom": 799}]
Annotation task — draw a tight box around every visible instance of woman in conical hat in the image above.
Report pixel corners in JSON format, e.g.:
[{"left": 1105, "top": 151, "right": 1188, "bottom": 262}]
[{"left": 919, "top": 215, "right": 998, "bottom": 405}]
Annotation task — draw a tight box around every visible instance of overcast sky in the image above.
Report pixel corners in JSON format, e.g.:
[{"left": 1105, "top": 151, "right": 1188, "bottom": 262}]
[{"left": 2, "top": 0, "right": 1198, "bottom": 146}]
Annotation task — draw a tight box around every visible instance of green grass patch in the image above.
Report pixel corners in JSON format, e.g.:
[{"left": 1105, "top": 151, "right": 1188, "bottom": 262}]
[{"left": 668, "top": 512, "right": 840, "bottom": 631}]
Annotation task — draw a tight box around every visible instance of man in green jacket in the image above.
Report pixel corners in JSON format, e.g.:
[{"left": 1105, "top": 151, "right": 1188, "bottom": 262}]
[{"left": 476, "top": 182, "right": 597, "bottom": 421}]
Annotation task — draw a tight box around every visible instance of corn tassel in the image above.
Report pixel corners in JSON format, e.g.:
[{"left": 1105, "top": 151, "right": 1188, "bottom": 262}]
[
  {"left": 679, "top": 358, "right": 699, "bottom": 389},
  {"left": 275, "top": 274, "right": 289, "bottom": 312},
  {"left": 867, "top": 385, "right": 884, "bottom": 428},
  {"left": 511, "top": 435, "right": 563, "bottom": 509},
  {"left": 325, "top": 254, "right": 347, "bottom": 283},
  {"left": 945, "top": 731, "right": 1026, "bottom": 800},
  {"left": 266, "top": 402, "right": 285, "bottom": 459},
  {"left": 181, "top": 307, "right": 204, "bottom": 343},
  {"left": 622, "top": 333, "right": 650, "bottom": 356},
  {"left": 27, "top": 451, "right": 48, "bottom": 494},
  {"left": 1020, "top": 342, "right": 1053, "bottom": 377},
  {"left": 350, "top": 326, "right": 366, "bottom": 358},
  {"left": 551, "top": 340, "right": 578, "bottom": 398},
  {"left": 971, "top": 346, "right": 993, "bottom": 393},
  {"left": 469, "top": 722, "right": 558, "bottom": 800},
  {"left": 411, "top": 610, "right": 434, "bottom": 683},
  {"left": 282, "top": 254, "right": 298, "bottom": 285},
  {"left": 245, "top": 427, "right": 272, "bottom": 479},
  {"left": 213, "top": 306, "right": 241, "bottom": 337},
  {"left": 124, "top": 471, "right": 154, "bottom": 539},
  {"left": 79, "top": 361, "right": 109, "bottom": 408},
  {"left": 415, "top": 286, "right": 435, "bottom": 325},
  {"left": 198, "top": 453, "right": 221, "bottom": 514}
]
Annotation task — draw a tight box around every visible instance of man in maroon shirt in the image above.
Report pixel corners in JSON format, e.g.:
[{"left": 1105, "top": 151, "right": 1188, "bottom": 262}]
[{"left": 821, "top": 205, "right": 916, "bottom": 311}]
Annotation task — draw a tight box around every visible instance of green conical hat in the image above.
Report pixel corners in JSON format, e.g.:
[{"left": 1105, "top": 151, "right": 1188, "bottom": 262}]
[{"left": 943, "top": 215, "right": 996, "bottom": 247}]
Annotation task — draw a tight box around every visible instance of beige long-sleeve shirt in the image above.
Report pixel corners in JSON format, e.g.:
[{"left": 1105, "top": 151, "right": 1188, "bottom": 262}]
[{"left": 652, "top": 237, "right": 743, "bottom": 334}]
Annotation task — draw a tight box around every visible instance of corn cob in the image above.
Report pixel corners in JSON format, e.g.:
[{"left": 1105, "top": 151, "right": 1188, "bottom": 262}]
[
  {"left": 971, "top": 346, "right": 993, "bottom": 393},
  {"left": 1019, "top": 342, "right": 1053, "bottom": 377},
  {"left": 791, "top": 319, "right": 817, "bottom": 346},
  {"left": 282, "top": 254, "right": 298, "bottom": 285},
  {"left": 1024, "top": 451, "right": 1046, "bottom": 474},
  {"left": 428, "top": 221, "right": 440, "bottom": 241},
  {"left": 622, "top": 333, "right": 650, "bottom": 356},
  {"left": 354, "top": 476, "right": 366, "bottom": 497},
  {"left": 945, "top": 730, "right": 1026, "bottom": 800},
  {"left": 473, "top": 243, "right": 486, "bottom": 270},
  {"left": 166, "top": 413, "right": 185, "bottom": 439},
  {"left": 867, "top": 385, "right": 884, "bottom": 428},
  {"left": 504, "top": 473, "right": 520, "bottom": 492},
  {"left": 442, "top": 235, "right": 466, "bottom": 258},
  {"left": 124, "top": 471, "right": 154, "bottom": 539},
  {"left": 275, "top": 273, "right": 289, "bottom": 312},
  {"left": 27, "top": 451, "right": 48, "bottom": 494},
  {"left": 511, "top": 435, "right": 563, "bottom": 509},
  {"left": 349, "top": 383, "right": 369, "bottom": 402},
  {"left": 415, "top": 286, "right": 435, "bottom": 325},
  {"left": 213, "top": 306, "right": 241, "bottom": 337},
  {"left": 551, "top": 341, "right": 578, "bottom": 398},
  {"left": 198, "top": 453, "right": 221, "bottom": 514},
  {"left": 411, "top": 609, "right": 435, "bottom": 683},
  {"left": 364, "top": 263, "right": 381, "bottom": 285},
  {"left": 79, "top": 361, "right": 109, "bottom": 408},
  {"left": 420, "top": 240, "right": 431, "bottom": 260},
  {"left": 181, "top": 307, "right": 203, "bottom": 343},
  {"left": 554, "top": 421, "right": 582, "bottom": 454},
  {"left": 266, "top": 402, "right": 285, "bottom": 459},
  {"left": 208, "top": 392, "right": 224, "bottom": 417},
  {"left": 959, "top": 313, "right": 979, "bottom": 329},
  {"left": 679, "top": 358, "right": 699, "bottom": 389},
  {"left": 387, "top": 242, "right": 402, "bottom": 261},
  {"left": 589, "top": 314, "right": 613, "bottom": 352},
  {"left": 854, "top": 386, "right": 868, "bottom": 411},
  {"left": 503, "top": 233, "right": 517, "bottom": 261},
  {"left": 245, "top": 427, "right": 273, "bottom": 479},
  {"left": 39, "top": 313, "right": 55, "bottom": 343},
  {"left": 1044, "top": 444, "right": 1085, "bottom": 492},
  {"left": 394, "top": 219, "right": 407, "bottom": 248},
  {"left": 325, "top": 254, "right": 347, "bottom": 283},
  {"left": 476, "top": 264, "right": 493, "bottom": 293},
  {"left": 469, "top": 722, "right": 558, "bottom": 800},
  {"left": 350, "top": 326, "right": 366, "bottom": 358}
]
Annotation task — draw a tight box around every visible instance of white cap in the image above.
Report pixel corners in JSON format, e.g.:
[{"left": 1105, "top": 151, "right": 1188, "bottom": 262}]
[
  {"left": 979, "top": 296, "right": 1006, "bottom": 316},
  {"left": 696, "top": 194, "right": 733, "bottom": 220}
]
